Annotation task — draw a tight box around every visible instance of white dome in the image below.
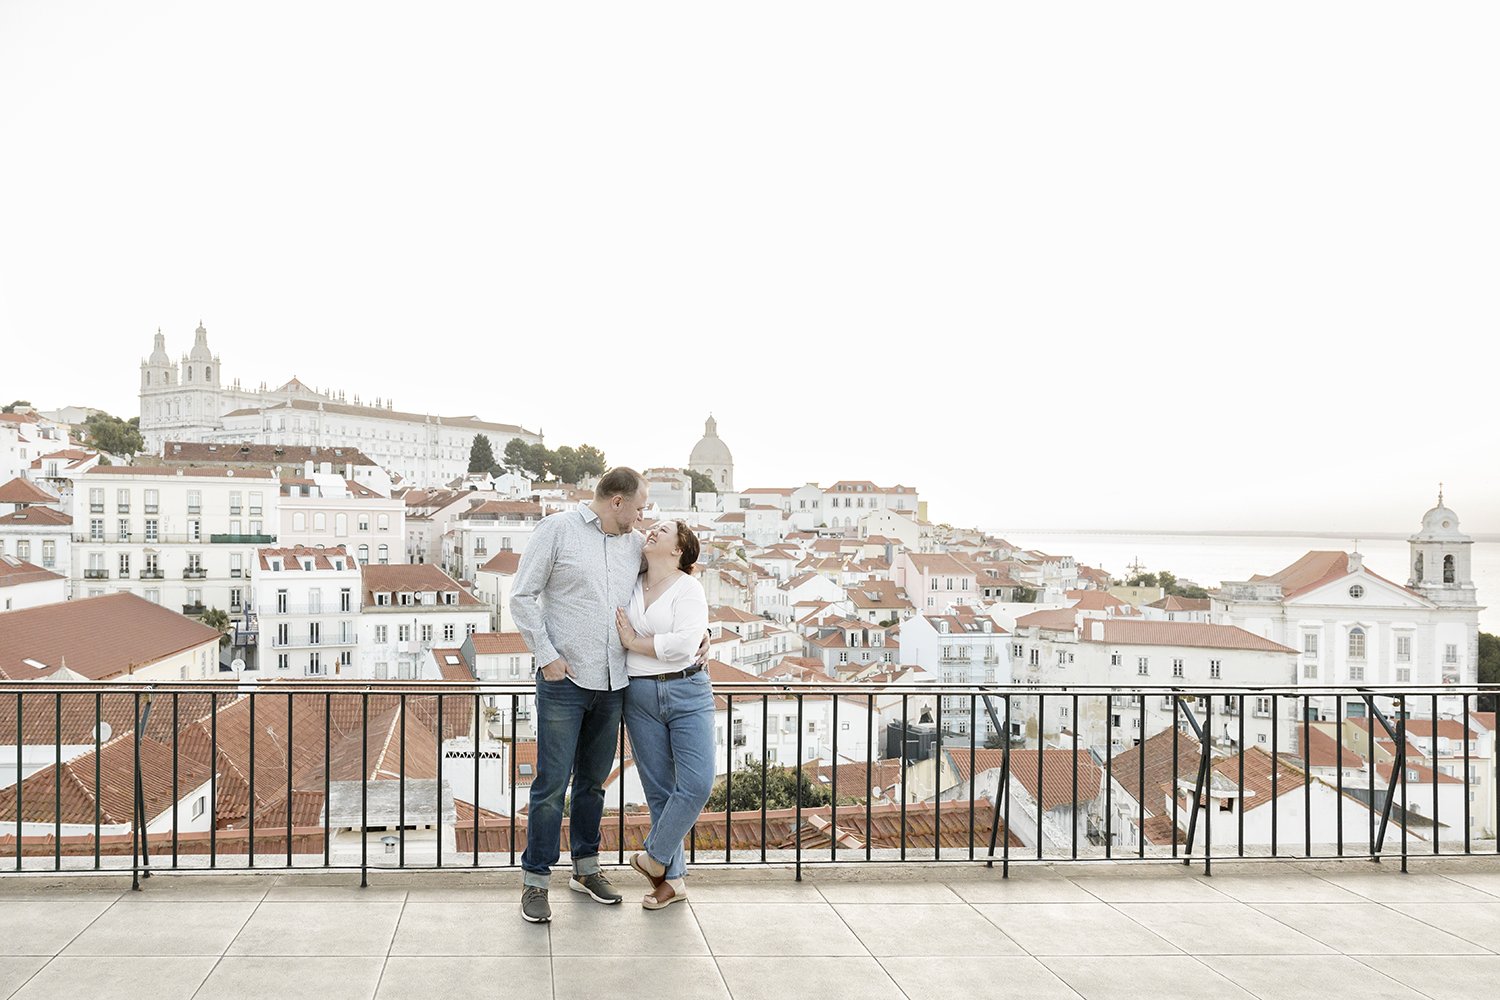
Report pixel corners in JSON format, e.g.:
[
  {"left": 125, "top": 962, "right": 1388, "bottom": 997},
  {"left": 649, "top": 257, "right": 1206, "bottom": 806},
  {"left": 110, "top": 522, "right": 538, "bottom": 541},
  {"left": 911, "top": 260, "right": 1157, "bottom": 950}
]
[
  {"left": 1412, "top": 490, "right": 1469, "bottom": 542},
  {"left": 690, "top": 415, "right": 733, "bottom": 466}
]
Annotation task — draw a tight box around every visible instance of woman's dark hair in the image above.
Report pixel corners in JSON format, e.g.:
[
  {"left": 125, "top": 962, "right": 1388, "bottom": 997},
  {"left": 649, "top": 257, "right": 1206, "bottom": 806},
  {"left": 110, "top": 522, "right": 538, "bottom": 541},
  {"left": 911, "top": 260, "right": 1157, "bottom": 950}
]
[{"left": 673, "top": 521, "right": 700, "bottom": 574}]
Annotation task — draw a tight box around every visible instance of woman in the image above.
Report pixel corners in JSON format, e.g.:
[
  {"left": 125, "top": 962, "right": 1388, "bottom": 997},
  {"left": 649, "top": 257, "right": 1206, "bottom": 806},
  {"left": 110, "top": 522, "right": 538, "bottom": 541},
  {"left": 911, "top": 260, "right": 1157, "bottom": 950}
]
[{"left": 614, "top": 519, "right": 712, "bottom": 909}]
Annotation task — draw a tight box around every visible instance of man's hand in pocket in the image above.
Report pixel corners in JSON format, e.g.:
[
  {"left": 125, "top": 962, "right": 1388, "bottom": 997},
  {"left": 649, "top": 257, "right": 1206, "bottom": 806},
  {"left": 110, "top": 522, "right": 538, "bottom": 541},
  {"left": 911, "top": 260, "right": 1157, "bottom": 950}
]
[{"left": 541, "top": 657, "right": 573, "bottom": 682}]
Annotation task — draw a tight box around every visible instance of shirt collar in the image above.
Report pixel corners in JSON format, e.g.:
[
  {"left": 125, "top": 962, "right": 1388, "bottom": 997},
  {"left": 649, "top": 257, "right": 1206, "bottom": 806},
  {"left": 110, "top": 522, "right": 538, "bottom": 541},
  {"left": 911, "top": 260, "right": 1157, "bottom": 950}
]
[{"left": 577, "top": 500, "right": 614, "bottom": 535}]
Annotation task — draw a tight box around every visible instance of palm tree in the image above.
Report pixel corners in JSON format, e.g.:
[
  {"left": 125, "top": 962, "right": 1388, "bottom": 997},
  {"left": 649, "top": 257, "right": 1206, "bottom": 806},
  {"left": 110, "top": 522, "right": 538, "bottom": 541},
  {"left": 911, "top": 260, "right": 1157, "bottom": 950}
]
[{"left": 199, "top": 607, "right": 233, "bottom": 647}]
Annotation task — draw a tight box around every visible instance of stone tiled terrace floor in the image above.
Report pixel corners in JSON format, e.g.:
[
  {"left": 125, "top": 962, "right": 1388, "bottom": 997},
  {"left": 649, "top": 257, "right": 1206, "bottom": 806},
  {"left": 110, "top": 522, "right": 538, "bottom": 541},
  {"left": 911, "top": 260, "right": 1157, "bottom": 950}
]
[{"left": 3, "top": 861, "right": 1500, "bottom": 999}]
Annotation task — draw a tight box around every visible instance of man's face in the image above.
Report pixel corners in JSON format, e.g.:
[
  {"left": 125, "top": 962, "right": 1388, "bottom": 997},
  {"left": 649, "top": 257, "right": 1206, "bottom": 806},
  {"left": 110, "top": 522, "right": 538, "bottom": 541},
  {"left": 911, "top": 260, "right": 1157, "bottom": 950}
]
[{"left": 604, "top": 487, "right": 649, "bottom": 534}]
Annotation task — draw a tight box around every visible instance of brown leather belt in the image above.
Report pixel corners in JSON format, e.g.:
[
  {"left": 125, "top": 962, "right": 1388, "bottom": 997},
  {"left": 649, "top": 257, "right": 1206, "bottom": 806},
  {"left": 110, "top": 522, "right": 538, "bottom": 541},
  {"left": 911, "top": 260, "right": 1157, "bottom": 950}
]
[{"left": 650, "top": 665, "right": 705, "bottom": 682}]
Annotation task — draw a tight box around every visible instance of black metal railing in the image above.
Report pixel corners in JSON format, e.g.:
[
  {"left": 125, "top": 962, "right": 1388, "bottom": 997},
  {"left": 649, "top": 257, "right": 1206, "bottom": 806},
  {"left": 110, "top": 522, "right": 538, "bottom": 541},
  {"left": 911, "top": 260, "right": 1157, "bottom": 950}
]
[{"left": 0, "top": 681, "right": 1494, "bottom": 890}]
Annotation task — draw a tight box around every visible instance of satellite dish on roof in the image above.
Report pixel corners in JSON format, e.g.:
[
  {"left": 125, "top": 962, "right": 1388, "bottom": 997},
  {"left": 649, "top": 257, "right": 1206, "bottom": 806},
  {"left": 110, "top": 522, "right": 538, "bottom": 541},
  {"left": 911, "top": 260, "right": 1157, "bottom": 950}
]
[
  {"left": 231, "top": 658, "right": 246, "bottom": 674},
  {"left": 97, "top": 722, "right": 112, "bottom": 742}
]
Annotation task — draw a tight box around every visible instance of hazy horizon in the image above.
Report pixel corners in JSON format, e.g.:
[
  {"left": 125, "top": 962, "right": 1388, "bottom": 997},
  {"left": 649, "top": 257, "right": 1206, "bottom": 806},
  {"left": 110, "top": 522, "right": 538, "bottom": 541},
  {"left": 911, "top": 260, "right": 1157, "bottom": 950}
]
[{"left": 4, "top": 2, "right": 1496, "bottom": 537}]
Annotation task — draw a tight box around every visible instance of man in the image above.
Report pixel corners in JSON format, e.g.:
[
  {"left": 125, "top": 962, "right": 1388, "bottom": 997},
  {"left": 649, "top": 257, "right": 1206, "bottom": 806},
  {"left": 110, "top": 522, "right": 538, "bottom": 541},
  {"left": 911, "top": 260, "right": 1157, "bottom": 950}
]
[{"left": 509, "top": 467, "right": 649, "bottom": 923}]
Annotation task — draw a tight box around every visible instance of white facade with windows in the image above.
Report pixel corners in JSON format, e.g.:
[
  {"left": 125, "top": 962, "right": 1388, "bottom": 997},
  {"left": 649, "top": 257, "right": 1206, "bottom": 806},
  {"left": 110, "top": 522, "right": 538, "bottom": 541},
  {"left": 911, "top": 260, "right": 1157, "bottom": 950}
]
[
  {"left": 898, "top": 609, "right": 1012, "bottom": 740},
  {"left": 139, "top": 324, "right": 542, "bottom": 485},
  {"left": 358, "top": 565, "right": 490, "bottom": 680},
  {"left": 68, "top": 466, "right": 277, "bottom": 626},
  {"left": 278, "top": 473, "right": 405, "bottom": 567},
  {"left": 1215, "top": 499, "right": 1482, "bottom": 720},
  {"left": 252, "top": 545, "right": 362, "bottom": 677}
]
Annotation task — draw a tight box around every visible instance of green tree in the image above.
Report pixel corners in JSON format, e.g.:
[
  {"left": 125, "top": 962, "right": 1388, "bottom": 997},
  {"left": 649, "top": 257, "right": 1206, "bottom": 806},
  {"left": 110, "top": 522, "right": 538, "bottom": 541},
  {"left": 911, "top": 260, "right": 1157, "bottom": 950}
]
[
  {"left": 1124, "top": 568, "right": 1208, "bottom": 600},
  {"left": 2, "top": 400, "right": 31, "bottom": 413},
  {"left": 468, "top": 434, "right": 497, "bottom": 474},
  {"left": 198, "top": 607, "right": 233, "bottom": 648},
  {"left": 1479, "top": 633, "right": 1500, "bottom": 711},
  {"left": 574, "top": 444, "right": 607, "bottom": 478},
  {"left": 705, "top": 757, "right": 834, "bottom": 812},
  {"left": 82, "top": 412, "right": 144, "bottom": 457},
  {"left": 551, "top": 445, "right": 581, "bottom": 485},
  {"left": 503, "top": 439, "right": 550, "bottom": 479},
  {"left": 1011, "top": 585, "right": 1038, "bottom": 603},
  {"left": 687, "top": 469, "right": 715, "bottom": 504}
]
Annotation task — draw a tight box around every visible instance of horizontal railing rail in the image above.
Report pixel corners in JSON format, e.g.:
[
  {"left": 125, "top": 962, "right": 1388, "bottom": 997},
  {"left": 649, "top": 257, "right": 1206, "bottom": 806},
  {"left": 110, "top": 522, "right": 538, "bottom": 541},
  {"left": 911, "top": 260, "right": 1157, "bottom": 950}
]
[{"left": 0, "top": 680, "right": 1495, "bottom": 891}]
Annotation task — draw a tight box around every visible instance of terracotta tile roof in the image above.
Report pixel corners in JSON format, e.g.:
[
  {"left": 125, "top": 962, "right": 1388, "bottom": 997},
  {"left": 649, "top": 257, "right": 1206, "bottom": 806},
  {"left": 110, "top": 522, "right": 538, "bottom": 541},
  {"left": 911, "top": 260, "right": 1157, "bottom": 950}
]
[
  {"left": 1375, "top": 759, "right": 1464, "bottom": 785},
  {"left": 256, "top": 545, "right": 353, "bottom": 572},
  {"left": 1302, "top": 727, "right": 1369, "bottom": 769},
  {"left": 430, "top": 648, "right": 473, "bottom": 681},
  {"left": 710, "top": 606, "right": 763, "bottom": 624},
  {"left": 1082, "top": 620, "right": 1297, "bottom": 654},
  {"left": 219, "top": 398, "right": 538, "bottom": 438},
  {"left": 1111, "top": 727, "right": 1204, "bottom": 819},
  {"left": 0, "top": 477, "right": 58, "bottom": 504},
  {"left": 1248, "top": 551, "right": 1350, "bottom": 599},
  {"left": 361, "top": 564, "right": 482, "bottom": 607},
  {"left": 1210, "top": 746, "right": 1308, "bottom": 805},
  {"left": 468, "top": 632, "right": 530, "bottom": 656},
  {"left": 1005, "top": 749, "right": 1104, "bottom": 810},
  {"left": 1066, "top": 590, "right": 1129, "bottom": 612},
  {"left": 0, "top": 557, "right": 65, "bottom": 588},
  {"left": 477, "top": 551, "right": 522, "bottom": 574},
  {"left": 0, "top": 733, "right": 213, "bottom": 826},
  {"left": 906, "top": 554, "right": 973, "bottom": 576},
  {"left": 84, "top": 465, "right": 275, "bottom": 479},
  {"left": 458, "top": 500, "right": 543, "bottom": 520},
  {"left": 1014, "top": 608, "right": 1078, "bottom": 632},
  {"left": 0, "top": 506, "right": 71, "bottom": 526},
  {"left": 1146, "top": 595, "right": 1212, "bottom": 612},
  {"left": 457, "top": 798, "right": 1019, "bottom": 856},
  {"left": 33, "top": 449, "right": 96, "bottom": 468},
  {"left": 160, "top": 442, "right": 379, "bottom": 467},
  {"left": 846, "top": 581, "right": 912, "bottom": 609},
  {"left": 0, "top": 593, "right": 220, "bottom": 681}
]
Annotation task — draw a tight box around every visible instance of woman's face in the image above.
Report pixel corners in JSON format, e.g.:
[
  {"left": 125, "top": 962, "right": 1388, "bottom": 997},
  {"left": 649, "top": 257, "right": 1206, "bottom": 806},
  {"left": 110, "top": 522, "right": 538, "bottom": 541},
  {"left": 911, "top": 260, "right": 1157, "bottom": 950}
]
[{"left": 644, "top": 520, "right": 681, "bottom": 558}]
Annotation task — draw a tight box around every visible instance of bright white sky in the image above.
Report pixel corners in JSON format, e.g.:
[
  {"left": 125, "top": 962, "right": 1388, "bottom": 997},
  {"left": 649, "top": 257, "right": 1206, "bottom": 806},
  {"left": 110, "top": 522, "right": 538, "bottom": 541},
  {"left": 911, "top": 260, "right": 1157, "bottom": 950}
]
[{"left": 2, "top": 2, "right": 1496, "bottom": 535}]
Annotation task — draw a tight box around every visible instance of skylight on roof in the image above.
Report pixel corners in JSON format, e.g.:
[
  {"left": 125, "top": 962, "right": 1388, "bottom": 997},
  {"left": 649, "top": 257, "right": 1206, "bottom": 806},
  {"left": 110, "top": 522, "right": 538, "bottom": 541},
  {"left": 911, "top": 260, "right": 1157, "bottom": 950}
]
[
  {"left": 444, "top": 655, "right": 460, "bottom": 665},
  {"left": 22, "top": 658, "right": 46, "bottom": 670}
]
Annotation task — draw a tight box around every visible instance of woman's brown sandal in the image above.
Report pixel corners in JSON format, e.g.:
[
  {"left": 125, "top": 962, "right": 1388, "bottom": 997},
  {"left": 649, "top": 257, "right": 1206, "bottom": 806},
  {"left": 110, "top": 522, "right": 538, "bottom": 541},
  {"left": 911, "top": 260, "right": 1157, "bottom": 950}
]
[
  {"left": 630, "top": 851, "right": 666, "bottom": 888},
  {"left": 643, "top": 880, "right": 686, "bottom": 910}
]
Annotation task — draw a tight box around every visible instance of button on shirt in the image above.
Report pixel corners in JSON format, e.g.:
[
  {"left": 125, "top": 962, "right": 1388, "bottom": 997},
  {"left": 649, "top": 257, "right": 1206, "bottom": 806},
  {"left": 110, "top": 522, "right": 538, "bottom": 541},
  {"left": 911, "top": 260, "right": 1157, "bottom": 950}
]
[{"left": 510, "top": 502, "right": 645, "bottom": 692}]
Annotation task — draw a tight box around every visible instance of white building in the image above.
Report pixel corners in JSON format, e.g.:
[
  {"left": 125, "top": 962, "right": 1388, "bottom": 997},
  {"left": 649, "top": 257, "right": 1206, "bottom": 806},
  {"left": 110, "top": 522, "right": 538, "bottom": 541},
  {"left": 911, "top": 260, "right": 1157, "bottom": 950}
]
[
  {"left": 0, "top": 410, "right": 72, "bottom": 484},
  {"left": 278, "top": 469, "right": 405, "bottom": 568},
  {"left": 444, "top": 500, "right": 542, "bottom": 581},
  {"left": 252, "top": 544, "right": 362, "bottom": 676},
  {"left": 358, "top": 564, "right": 489, "bottom": 679},
  {"left": 898, "top": 608, "right": 1012, "bottom": 740},
  {"left": 138, "top": 323, "right": 542, "bottom": 486},
  {"left": 70, "top": 465, "right": 278, "bottom": 627},
  {"left": 0, "top": 479, "right": 71, "bottom": 591},
  {"left": 0, "top": 558, "right": 67, "bottom": 612},
  {"left": 1214, "top": 496, "right": 1483, "bottom": 720},
  {"left": 472, "top": 551, "right": 521, "bottom": 632}
]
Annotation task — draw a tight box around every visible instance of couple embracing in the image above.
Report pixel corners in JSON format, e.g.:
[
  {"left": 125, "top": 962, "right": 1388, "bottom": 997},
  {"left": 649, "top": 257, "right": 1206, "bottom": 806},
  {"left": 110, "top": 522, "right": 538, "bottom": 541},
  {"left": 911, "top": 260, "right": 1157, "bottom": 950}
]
[{"left": 509, "top": 466, "right": 714, "bottom": 923}]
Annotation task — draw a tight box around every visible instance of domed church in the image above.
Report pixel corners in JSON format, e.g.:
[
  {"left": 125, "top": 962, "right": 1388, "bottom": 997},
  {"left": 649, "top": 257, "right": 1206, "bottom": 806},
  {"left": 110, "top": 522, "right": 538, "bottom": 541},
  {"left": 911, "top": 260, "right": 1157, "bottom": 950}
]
[{"left": 689, "top": 415, "right": 733, "bottom": 493}]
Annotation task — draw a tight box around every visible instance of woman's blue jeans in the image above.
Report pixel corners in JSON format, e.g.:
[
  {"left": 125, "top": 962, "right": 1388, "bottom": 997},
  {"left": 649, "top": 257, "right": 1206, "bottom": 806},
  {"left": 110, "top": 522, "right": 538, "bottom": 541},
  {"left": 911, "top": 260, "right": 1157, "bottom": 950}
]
[{"left": 623, "top": 670, "right": 717, "bottom": 880}]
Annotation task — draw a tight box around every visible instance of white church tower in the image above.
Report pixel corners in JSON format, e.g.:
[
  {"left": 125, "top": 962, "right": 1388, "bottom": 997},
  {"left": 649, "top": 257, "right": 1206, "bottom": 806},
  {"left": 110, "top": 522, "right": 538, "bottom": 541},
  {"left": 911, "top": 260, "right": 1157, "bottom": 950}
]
[
  {"left": 139, "top": 321, "right": 224, "bottom": 454},
  {"left": 1408, "top": 485, "right": 1478, "bottom": 607}
]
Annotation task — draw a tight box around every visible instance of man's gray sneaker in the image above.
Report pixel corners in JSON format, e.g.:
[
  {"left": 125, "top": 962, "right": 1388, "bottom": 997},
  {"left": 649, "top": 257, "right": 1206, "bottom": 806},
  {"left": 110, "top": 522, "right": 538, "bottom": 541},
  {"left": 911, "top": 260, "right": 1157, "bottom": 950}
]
[
  {"left": 520, "top": 886, "right": 551, "bottom": 923},
  {"left": 569, "top": 870, "right": 623, "bottom": 904}
]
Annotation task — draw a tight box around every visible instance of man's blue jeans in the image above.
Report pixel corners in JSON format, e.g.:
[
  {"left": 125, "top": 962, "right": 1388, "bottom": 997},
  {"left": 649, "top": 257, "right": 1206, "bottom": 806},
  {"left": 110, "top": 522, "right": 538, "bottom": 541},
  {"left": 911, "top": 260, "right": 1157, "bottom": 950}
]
[
  {"left": 521, "top": 676, "right": 624, "bottom": 889},
  {"left": 623, "top": 670, "right": 717, "bottom": 880}
]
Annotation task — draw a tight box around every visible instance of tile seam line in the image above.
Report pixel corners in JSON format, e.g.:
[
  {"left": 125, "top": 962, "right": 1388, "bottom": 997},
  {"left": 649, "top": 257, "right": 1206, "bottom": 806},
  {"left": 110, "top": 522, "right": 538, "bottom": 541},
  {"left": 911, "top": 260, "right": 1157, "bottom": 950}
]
[
  {"left": 186, "top": 884, "right": 266, "bottom": 1000},
  {"left": 685, "top": 898, "right": 734, "bottom": 999}
]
